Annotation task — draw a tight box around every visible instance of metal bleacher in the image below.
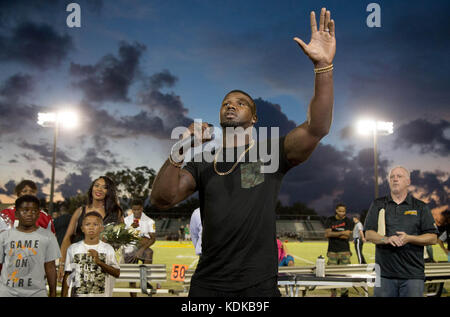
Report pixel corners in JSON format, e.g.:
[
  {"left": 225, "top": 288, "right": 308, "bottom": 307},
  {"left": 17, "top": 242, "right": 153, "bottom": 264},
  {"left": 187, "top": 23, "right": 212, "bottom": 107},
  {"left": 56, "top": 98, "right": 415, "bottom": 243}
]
[
  {"left": 307, "top": 220, "right": 325, "bottom": 239},
  {"left": 154, "top": 217, "right": 325, "bottom": 240},
  {"left": 276, "top": 219, "right": 324, "bottom": 240},
  {"left": 276, "top": 220, "right": 300, "bottom": 234},
  {"left": 155, "top": 218, "right": 190, "bottom": 238}
]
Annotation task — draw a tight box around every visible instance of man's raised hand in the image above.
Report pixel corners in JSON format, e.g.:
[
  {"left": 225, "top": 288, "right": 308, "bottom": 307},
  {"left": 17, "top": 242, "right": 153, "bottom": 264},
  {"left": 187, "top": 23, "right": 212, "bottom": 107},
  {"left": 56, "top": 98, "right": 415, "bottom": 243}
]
[
  {"left": 181, "top": 122, "right": 213, "bottom": 145},
  {"left": 293, "top": 8, "right": 336, "bottom": 67}
]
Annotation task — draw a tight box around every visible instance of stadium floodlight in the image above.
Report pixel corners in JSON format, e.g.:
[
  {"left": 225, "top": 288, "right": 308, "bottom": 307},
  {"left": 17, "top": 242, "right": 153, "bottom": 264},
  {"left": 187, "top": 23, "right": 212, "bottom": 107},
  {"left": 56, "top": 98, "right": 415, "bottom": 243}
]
[
  {"left": 356, "top": 119, "right": 394, "bottom": 199},
  {"left": 376, "top": 121, "right": 394, "bottom": 135},
  {"left": 357, "top": 120, "right": 393, "bottom": 136},
  {"left": 37, "top": 110, "right": 79, "bottom": 213},
  {"left": 37, "top": 111, "right": 79, "bottom": 129}
]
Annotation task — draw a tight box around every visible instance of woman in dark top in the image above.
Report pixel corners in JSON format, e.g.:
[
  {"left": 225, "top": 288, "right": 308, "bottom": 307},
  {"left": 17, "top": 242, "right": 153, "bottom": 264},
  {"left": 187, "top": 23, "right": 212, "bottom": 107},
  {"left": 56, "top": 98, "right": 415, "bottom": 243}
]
[{"left": 57, "top": 176, "right": 124, "bottom": 281}]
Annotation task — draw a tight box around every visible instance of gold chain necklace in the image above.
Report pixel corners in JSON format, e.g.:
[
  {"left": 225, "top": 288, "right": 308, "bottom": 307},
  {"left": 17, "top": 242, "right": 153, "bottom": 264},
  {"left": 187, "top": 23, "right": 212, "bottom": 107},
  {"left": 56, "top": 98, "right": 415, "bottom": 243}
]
[{"left": 213, "top": 140, "right": 255, "bottom": 176}]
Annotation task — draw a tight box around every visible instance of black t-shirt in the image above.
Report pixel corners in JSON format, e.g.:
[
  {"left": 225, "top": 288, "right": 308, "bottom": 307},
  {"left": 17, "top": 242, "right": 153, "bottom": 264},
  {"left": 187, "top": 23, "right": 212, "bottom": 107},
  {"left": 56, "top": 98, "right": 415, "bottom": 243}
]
[
  {"left": 364, "top": 194, "right": 439, "bottom": 279},
  {"left": 324, "top": 216, "right": 352, "bottom": 252},
  {"left": 183, "top": 137, "right": 292, "bottom": 291}
]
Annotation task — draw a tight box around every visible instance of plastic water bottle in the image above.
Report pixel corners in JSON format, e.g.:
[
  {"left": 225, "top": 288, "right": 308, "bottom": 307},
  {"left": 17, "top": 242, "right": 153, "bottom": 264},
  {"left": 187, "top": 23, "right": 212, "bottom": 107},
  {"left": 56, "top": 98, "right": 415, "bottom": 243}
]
[{"left": 316, "top": 255, "right": 325, "bottom": 277}]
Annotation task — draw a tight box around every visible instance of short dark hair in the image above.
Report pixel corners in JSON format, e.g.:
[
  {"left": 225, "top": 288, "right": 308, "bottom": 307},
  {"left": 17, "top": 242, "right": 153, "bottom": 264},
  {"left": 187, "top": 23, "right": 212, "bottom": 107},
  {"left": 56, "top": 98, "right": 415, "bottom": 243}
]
[
  {"left": 335, "top": 203, "right": 346, "bottom": 210},
  {"left": 15, "top": 195, "right": 40, "bottom": 210},
  {"left": 224, "top": 89, "right": 257, "bottom": 115},
  {"left": 15, "top": 180, "right": 37, "bottom": 195},
  {"left": 131, "top": 198, "right": 144, "bottom": 207},
  {"left": 82, "top": 212, "right": 104, "bottom": 224},
  {"left": 352, "top": 214, "right": 360, "bottom": 220}
]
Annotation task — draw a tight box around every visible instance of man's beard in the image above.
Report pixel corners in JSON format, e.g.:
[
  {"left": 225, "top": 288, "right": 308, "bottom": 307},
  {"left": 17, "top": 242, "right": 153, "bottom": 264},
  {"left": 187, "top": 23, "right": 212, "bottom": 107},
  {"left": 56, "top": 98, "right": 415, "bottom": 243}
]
[{"left": 220, "top": 119, "right": 244, "bottom": 128}]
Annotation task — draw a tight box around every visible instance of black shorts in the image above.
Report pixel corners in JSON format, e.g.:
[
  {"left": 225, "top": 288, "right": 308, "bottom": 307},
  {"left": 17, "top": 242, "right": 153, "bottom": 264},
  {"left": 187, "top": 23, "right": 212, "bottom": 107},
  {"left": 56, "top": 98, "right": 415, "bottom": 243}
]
[{"left": 188, "top": 276, "right": 281, "bottom": 297}]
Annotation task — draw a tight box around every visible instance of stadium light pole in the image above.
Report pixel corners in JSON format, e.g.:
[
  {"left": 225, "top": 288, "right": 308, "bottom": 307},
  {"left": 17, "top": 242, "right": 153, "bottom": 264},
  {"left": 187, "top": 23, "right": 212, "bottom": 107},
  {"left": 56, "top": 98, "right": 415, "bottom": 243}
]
[
  {"left": 37, "top": 111, "right": 79, "bottom": 213},
  {"left": 357, "top": 120, "right": 394, "bottom": 198}
]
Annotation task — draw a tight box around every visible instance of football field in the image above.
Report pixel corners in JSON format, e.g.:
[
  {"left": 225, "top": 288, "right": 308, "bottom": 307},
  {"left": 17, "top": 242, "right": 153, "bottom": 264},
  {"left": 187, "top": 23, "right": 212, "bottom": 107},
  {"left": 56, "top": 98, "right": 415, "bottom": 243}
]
[
  {"left": 152, "top": 239, "right": 449, "bottom": 268},
  {"left": 132, "top": 240, "right": 450, "bottom": 297}
]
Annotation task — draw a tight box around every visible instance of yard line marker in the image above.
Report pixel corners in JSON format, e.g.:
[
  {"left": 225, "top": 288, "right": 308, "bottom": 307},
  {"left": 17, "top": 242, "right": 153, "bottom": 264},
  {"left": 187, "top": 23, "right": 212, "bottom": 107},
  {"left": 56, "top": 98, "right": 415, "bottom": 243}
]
[
  {"left": 189, "top": 257, "right": 199, "bottom": 267},
  {"left": 293, "top": 255, "right": 314, "bottom": 264}
]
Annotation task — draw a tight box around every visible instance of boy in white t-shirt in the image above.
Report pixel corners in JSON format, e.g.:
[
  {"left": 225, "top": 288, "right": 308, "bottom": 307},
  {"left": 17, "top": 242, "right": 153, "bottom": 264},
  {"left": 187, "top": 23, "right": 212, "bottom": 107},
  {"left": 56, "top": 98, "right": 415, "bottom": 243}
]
[{"left": 62, "top": 212, "right": 120, "bottom": 297}]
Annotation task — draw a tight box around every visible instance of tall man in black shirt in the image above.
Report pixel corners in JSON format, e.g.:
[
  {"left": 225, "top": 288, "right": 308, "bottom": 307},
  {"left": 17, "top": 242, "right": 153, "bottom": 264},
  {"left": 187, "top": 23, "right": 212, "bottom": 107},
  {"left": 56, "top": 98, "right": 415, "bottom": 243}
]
[
  {"left": 151, "top": 8, "right": 336, "bottom": 296},
  {"left": 324, "top": 203, "right": 353, "bottom": 297},
  {"left": 364, "top": 166, "right": 438, "bottom": 297}
]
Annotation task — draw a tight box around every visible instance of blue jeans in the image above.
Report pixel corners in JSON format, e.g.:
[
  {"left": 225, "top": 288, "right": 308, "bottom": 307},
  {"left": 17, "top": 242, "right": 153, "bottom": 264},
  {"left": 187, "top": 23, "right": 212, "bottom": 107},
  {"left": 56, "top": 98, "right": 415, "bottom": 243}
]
[{"left": 374, "top": 277, "right": 424, "bottom": 297}]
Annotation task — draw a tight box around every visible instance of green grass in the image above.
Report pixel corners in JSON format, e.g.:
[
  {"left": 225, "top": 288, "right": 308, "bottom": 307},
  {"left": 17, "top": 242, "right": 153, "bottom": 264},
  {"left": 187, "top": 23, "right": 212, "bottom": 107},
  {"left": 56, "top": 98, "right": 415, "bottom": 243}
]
[
  {"left": 152, "top": 239, "right": 449, "bottom": 267},
  {"left": 115, "top": 240, "right": 450, "bottom": 297}
]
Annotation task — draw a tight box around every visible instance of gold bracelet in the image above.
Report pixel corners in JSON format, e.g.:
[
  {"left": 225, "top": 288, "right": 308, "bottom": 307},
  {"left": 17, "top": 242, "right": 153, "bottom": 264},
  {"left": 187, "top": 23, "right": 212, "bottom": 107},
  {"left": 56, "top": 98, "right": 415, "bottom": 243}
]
[
  {"left": 314, "top": 64, "right": 334, "bottom": 74},
  {"left": 168, "top": 155, "right": 183, "bottom": 168}
]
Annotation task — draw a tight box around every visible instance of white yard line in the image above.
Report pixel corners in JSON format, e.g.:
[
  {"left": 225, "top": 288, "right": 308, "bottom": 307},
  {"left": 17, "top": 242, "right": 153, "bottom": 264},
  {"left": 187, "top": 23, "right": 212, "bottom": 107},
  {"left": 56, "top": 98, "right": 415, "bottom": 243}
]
[
  {"left": 293, "top": 255, "right": 314, "bottom": 264},
  {"left": 189, "top": 257, "right": 199, "bottom": 267}
]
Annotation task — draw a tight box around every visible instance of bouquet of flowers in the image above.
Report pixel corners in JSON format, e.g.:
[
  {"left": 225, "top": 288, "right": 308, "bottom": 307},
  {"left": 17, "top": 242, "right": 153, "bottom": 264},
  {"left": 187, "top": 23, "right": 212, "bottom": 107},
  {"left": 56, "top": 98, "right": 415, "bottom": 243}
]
[{"left": 101, "top": 223, "right": 141, "bottom": 250}]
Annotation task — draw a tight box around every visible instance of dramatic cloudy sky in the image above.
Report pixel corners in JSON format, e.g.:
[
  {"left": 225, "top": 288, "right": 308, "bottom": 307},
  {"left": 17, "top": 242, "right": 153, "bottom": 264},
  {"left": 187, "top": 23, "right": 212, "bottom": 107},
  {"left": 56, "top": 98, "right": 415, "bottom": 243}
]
[{"left": 0, "top": 0, "right": 448, "bottom": 216}]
